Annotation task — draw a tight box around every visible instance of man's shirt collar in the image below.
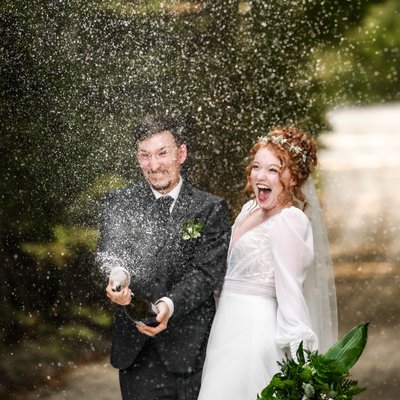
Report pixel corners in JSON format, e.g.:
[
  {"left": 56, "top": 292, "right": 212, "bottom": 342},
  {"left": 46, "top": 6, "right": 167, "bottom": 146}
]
[{"left": 151, "top": 176, "right": 183, "bottom": 211}]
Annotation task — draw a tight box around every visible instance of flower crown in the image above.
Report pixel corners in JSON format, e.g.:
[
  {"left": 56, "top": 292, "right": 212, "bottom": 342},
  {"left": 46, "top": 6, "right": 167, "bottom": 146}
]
[{"left": 258, "top": 133, "right": 308, "bottom": 164}]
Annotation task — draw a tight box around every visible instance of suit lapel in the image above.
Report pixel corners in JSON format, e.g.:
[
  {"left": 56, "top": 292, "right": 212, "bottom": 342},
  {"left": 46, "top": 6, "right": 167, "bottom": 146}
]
[
  {"left": 171, "top": 181, "right": 193, "bottom": 222},
  {"left": 135, "top": 180, "right": 186, "bottom": 252},
  {"left": 128, "top": 181, "right": 165, "bottom": 275},
  {"left": 136, "top": 179, "right": 157, "bottom": 210},
  {"left": 133, "top": 180, "right": 194, "bottom": 259}
]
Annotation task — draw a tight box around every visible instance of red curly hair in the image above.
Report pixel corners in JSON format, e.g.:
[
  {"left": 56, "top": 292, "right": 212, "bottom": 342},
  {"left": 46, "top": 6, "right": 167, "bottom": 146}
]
[{"left": 244, "top": 127, "right": 317, "bottom": 208}]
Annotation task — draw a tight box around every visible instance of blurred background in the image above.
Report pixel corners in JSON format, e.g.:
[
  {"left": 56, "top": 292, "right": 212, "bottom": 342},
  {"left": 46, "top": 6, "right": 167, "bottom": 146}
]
[{"left": 1, "top": 1, "right": 399, "bottom": 399}]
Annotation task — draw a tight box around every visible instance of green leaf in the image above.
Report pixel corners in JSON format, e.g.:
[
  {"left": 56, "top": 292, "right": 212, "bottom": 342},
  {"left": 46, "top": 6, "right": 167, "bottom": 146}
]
[
  {"left": 323, "top": 322, "right": 369, "bottom": 374},
  {"left": 296, "top": 340, "right": 306, "bottom": 364}
]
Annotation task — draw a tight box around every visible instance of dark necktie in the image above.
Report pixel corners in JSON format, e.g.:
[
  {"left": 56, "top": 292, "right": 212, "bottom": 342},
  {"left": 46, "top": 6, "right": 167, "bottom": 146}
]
[{"left": 154, "top": 195, "right": 174, "bottom": 220}]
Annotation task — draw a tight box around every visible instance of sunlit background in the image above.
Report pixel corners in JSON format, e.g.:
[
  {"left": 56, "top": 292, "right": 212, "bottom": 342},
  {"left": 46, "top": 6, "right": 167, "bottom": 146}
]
[
  {"left": 319, "top": 103, "right": 400, "bottom": 400},
  {"left": 1, "top": 1, "right": 399, "bottom": 399}
]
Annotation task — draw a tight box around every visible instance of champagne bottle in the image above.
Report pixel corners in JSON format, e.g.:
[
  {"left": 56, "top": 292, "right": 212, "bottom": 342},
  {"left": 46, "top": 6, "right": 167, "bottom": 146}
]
[
  {"left": 109, "top": 268, "right": 159, "bottom": 326},
  {"left": 124, "top": 294, "right": 159, "bottom": 326}
]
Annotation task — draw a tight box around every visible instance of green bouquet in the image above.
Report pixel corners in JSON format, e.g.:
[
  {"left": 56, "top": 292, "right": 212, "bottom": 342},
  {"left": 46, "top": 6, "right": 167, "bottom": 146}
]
[{"left": 257, "top": 322, "right": 369, "bottom": 400}]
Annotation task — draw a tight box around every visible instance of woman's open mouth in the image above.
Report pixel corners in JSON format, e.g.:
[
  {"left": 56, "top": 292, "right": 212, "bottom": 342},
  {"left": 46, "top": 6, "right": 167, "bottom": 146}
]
[{"left": 257, "top": 184, "right": 271, "bottom": 202}]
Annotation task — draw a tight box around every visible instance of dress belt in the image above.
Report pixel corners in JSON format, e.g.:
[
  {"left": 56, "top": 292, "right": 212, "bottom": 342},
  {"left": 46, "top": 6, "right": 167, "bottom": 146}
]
[{"left": 221, "top": 278, "right": 276, "bottom": 298}]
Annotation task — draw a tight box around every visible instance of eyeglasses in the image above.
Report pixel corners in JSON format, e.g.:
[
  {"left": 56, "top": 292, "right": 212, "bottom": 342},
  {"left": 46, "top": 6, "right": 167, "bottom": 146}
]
[{"left": 136, "top": 145, "right": 178, "bottom": 163}]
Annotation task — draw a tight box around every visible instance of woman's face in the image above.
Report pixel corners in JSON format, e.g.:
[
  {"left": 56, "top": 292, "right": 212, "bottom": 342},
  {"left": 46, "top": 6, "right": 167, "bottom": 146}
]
[{"left": 250, "top": 146, "right": 294, "bottom": 214}]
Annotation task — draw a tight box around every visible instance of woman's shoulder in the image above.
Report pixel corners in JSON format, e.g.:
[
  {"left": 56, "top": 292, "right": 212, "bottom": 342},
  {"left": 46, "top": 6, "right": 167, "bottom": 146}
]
[
  {"left": 232, "top": 199, "right": 257, "bottom": 226},
  {"left": 239, "top": 199, "right": 257, "bottom": 214},
  {"left": 276, "top": 206, "right": 311, "bottom": 234},
  {"left": 281, "top": 205, "right": 308, "bottom": 219}
]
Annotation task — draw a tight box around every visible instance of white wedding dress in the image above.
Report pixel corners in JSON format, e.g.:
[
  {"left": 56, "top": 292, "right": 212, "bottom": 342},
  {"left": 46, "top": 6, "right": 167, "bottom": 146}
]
[{"left": 198, "top": 202, "right": 318, "bottom": 400}]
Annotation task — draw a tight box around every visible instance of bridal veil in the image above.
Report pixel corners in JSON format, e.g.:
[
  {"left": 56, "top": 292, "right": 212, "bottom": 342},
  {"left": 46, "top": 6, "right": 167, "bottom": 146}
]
[{"left": 302, "top": 176, "right": 338, "bottom": 352}]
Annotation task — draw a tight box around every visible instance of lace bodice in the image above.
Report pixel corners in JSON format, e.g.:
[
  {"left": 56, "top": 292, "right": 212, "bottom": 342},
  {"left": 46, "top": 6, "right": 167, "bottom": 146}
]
[{"left": 223, "top": 213, "right": 276, "bottom": 297}]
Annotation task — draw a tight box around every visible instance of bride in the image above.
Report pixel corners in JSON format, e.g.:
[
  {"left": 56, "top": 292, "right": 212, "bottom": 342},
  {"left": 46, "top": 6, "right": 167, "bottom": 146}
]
[{"left": 198, "top": 127, "right": 337, "bottom": 400}]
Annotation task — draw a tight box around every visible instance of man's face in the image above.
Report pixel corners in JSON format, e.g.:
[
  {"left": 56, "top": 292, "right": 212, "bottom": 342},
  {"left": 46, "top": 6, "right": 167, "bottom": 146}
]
[{"left": 136, "top": 131, "right": 187, "bottom": 194}]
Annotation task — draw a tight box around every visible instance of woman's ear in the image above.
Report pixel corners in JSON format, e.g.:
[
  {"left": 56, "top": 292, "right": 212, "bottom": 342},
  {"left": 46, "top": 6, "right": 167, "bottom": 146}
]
[{"left": 290, "top": 178, "right": 296, "bottom": 187}]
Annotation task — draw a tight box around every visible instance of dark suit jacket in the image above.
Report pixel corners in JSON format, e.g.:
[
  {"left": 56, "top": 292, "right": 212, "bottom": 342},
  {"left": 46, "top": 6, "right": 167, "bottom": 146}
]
[{"left": 97, "top": 179, "right": 231, "bottom": 374}]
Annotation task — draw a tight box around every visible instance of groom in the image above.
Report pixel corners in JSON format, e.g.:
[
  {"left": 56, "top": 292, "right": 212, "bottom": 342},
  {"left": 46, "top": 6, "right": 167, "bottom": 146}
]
[{"left": 97, "top": 115, "right": 231, "bottom": 400}]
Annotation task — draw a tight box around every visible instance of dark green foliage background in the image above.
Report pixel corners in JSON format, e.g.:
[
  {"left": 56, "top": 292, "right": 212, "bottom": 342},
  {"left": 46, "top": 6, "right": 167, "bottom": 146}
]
[{"left": 1, "top": 0, "right": 399, "bottom": 395}]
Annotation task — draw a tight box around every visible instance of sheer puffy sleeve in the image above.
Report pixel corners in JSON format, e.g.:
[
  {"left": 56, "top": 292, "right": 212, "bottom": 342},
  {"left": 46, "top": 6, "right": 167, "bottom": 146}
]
[
  {"left": 236, "top": 199, "right": 257, "bottom": 221},
  {"left": 271, "top": 207, "right": 318, "bottom": 354}
]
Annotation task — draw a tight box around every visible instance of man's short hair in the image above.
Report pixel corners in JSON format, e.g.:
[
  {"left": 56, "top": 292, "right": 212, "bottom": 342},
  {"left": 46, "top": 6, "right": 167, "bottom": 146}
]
[{"left": 133, "top": 115, "right": 186, "bottom": 147}]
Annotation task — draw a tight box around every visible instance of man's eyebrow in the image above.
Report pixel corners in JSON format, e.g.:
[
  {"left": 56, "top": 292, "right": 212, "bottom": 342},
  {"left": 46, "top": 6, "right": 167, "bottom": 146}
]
[{"left": 137, "top": 145, "right": 171, "bottom": 153}]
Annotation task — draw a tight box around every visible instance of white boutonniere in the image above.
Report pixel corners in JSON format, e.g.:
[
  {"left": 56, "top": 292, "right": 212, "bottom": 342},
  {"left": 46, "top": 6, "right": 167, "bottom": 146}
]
[{"left": 180, "top": 220, "right": 205, "bottom": 240}]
